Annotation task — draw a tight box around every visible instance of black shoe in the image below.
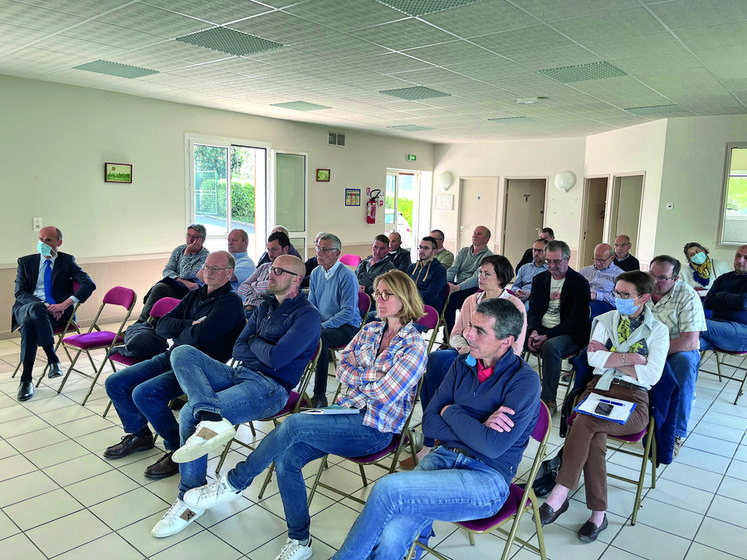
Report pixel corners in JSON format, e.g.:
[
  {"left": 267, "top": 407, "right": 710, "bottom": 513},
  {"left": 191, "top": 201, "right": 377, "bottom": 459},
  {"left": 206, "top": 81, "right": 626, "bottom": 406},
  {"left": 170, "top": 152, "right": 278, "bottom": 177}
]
[
  {"left": 48, "top": 362, "right": 64, "bottom": 379},
  {"left": 311, "top": 395, "right": 328, "bottom": 408},
  {"left": 578, "top": 515, "right": 608, "bottom": 543},
  {"left": 17, "top": 381, "right": 34, "bottom": 402},
  {"left": 144, "top": 451, "right": 179, "bottom": 479},
  {"left": 539, "top": 498, "right": 569, "bottom": 526},
  {"left": 104, "top": 433, "right": 155, "bottom": 459}
]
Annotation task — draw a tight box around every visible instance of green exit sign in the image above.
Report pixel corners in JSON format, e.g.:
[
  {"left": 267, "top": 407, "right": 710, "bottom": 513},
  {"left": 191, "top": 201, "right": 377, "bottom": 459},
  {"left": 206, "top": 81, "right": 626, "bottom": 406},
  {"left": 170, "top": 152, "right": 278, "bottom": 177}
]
[{"left": 407, "top": 154, "right": 416, "bottom": 161}]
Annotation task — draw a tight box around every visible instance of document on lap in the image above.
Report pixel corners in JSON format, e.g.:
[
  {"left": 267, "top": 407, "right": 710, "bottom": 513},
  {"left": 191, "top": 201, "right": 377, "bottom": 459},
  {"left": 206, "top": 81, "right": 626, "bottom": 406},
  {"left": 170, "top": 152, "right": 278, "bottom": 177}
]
[{"left": 574, "top": 393, "right": 636, "bottom": 424}]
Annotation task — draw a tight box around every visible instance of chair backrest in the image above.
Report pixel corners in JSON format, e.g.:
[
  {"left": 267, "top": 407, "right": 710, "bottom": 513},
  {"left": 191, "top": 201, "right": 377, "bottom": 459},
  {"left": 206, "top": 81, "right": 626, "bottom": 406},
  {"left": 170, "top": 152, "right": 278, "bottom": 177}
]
[
  {"left": 417, "top": 305, "right": 439, "bottom": 330},
  {"left": 340, "top": 254, "right": 362, "bottom": 267},
  {"left": 294, "top": 339, "right": 323, "bottom": 410},
  {"left": 358, "top": 291, "right": 372, "bottom": 317},
  {"left": 103, "top": 286, "right": 138, "bottom": 309},
  {"left": 150, "top": 296, "right": 181, "bottom": 318},
  {"left": 532, "top": 400, "right": 552, "bottom": 443}
]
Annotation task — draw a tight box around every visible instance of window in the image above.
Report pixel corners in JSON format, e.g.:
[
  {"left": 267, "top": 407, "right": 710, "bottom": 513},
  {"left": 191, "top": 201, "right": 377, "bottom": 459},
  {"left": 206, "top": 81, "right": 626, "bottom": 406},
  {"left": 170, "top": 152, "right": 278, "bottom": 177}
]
[
  {"left": 721, "top": 143, "right": 747, "bottom": 244},
  {"left": 385, "top": 170, "right": 421, "bottom": 249}
]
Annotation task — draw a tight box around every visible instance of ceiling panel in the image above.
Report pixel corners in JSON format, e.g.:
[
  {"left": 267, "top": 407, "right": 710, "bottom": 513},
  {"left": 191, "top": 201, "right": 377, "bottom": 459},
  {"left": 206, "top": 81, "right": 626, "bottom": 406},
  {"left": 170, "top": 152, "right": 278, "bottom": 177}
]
[
  {"left": 141, "top": 0, "right": 274, "bottom": 25},
  {"left": 349, "top": 18, "right": 455, "bottom": 50}
]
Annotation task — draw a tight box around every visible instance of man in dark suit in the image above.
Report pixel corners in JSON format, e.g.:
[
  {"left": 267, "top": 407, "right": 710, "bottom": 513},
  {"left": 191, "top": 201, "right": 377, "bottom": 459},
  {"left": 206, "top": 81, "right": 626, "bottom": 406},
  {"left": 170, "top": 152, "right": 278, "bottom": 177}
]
[
  {"left": 12, "top": 226, "right": 95, "bottom": 401},
  {"left": 526, "top": 239, "right": 591, "bottom": 415}
]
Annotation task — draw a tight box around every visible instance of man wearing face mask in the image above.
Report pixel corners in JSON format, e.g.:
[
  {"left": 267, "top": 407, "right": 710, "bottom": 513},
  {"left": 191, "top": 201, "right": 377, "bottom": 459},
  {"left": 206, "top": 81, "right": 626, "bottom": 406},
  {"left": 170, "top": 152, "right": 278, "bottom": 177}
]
[{"left": 12, "top": 226, "right": 96, "bottom": 401}]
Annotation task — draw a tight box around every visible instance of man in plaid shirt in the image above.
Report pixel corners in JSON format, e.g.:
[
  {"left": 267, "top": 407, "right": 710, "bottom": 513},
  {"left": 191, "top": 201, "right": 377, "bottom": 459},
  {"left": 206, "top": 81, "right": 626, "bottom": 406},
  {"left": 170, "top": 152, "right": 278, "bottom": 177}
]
[{"left": 237, "top": 230, "right": 290, "bottom": 315}]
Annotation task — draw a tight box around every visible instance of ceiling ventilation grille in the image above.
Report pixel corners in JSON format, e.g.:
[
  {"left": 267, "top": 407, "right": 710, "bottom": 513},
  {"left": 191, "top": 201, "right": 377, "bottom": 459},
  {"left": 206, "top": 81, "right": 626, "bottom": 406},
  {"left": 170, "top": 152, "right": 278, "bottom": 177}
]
[
  {"left": 376, "top": 0, "right": 480, "bottom": 16},
  {"left": 328, "top": 132, "right": 346, "bottom": 146},
  {"left": 73, "top": 60, "right": 159, "bottom": 79},
  {"left": 176, "top": 27, "right": 282, "bottom": 56},
  {"left": 539, "top": 61, "right": 626, "bottom": 83},
  {"left": 271, "top": 101, "right": 331, "bottom": 111},
  {"left": 379, "top": 86, "right": 450, "bottom": 100}
]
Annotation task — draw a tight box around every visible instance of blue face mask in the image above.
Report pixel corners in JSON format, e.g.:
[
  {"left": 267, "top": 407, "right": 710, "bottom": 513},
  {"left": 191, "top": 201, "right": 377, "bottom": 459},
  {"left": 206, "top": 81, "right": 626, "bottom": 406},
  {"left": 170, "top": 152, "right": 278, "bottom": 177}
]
[
  {"left": 615, "top": 298, "right": 640, "bottom": 316},
  {"left": 37, "top": 241, "right": 53, "bottom": 258},
  {"left": 690, "top": 252, "right": 707, "bottom": 266}
]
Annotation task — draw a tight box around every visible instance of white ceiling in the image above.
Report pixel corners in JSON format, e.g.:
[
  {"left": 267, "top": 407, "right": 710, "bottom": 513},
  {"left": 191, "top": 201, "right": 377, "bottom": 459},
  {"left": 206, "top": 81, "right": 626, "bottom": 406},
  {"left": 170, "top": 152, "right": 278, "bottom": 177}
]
[{"left": 2, "top": 0, "right": 747, "bottom": 143}]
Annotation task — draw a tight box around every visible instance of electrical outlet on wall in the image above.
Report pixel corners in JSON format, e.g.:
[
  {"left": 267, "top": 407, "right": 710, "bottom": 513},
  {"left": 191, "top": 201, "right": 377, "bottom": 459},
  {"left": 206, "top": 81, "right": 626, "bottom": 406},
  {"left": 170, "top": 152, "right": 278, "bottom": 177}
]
[{"left": 32, "top": 217, "right": 43, "bottom": 231}]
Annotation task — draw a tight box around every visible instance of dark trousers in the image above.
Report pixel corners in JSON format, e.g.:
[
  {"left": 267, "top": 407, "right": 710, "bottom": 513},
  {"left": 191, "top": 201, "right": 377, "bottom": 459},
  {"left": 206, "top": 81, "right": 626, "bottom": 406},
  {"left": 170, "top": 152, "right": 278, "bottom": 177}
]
[
  {"left": 138, "top": 280, "right": 188, "bottom": 321},
  {"left": 313, "top": 323, "right": 360, "bottom": 399},
  {"left": 15, "top": 301, "right": 64, "bottom": 382},
  {"left": 443, "top": 287, "right": 478, "bottom": 333}
]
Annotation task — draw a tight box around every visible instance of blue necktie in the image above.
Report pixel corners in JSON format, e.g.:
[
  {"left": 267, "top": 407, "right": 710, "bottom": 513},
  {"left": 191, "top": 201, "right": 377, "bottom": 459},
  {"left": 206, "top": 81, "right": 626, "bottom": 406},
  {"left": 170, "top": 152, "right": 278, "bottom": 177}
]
[{"left": 44, "top": 260, "right": 55, "bottom": 304}]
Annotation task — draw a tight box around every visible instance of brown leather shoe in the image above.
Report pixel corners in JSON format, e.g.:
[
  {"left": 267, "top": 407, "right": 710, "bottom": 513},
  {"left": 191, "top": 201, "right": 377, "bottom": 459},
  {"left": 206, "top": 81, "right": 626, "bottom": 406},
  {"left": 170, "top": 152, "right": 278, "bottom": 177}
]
[
  {"left": 542, "top": 400, "right": 557, "bottom": 415},
  {"left": 399, "top": 455, "right": 418, "bottom": 470},
  {"left": 144, "top": 451, "right": 179, "bottom": 479},
  {"left": 539, "top": 498, "right": 569, "bottom": 526},
  {"left": 578, "top": 514, "right": 607, "bottom": 543},
  {"left": 104, "top": 433, "right": 154, "bottom": 459}
]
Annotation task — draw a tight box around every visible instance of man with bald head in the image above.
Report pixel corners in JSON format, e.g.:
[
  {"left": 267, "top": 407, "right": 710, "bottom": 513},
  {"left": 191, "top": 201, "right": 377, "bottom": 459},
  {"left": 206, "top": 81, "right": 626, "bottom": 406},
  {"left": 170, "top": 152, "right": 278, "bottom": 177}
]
[
  {"left": 700, "top": 244, "right": 747, "bottom": 354},
  {"left": 613, "top": 234, "right": 640, "bottom": 272},
  {"left": 580, "top": 243, "right": 624, "bottom": 319},
  {"left": 151, "top": 254, "right": 322, "bottom": 538},
  {"left": 12, "top": 226, "right": 95, "bottom": 401},
  {"left": 388, "top": 231, "right": 412, "bottom": 272}
]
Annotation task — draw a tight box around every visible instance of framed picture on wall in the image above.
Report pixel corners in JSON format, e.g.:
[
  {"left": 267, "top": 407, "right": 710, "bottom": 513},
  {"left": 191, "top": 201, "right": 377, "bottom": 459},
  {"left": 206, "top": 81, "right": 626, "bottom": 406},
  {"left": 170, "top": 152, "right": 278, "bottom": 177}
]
[
  {"left": 345, "top": 188, "right": 361, "bottom": 206},
  {"left": 316, "top": 168, "right": 330, "bottom": 182},
  {"left": 105, "top": 162, "right": 132, "bottom": 183}
]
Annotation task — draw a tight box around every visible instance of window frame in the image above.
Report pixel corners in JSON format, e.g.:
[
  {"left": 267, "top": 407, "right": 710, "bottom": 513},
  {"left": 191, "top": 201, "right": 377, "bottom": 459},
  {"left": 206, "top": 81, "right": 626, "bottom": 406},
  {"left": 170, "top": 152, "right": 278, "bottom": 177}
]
[{"left": 719, "top": 142, "right": 747, "bottom": 246}]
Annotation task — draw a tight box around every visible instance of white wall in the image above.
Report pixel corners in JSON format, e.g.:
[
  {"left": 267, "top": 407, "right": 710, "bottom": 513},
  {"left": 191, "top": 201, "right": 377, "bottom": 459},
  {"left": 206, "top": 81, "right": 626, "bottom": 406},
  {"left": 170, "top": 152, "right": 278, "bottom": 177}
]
[{"left": 0, "top": 74, "right": 434, "bottom": 265}]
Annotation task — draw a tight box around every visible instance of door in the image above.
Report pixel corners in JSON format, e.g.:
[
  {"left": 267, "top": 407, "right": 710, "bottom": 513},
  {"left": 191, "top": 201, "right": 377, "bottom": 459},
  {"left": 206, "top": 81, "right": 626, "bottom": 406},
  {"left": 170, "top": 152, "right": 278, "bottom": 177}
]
[
  {"left": 385, "top": 170, "right": 420, "bottom": 249},
  {"left": 609, "top": 175, "right": 643, "bottom": 258},
  {"left": 273, "top": 152, "right": 308, "bottom": 256},
  {"left": 458, "top": 177, "right": 499, "bottom": 250},
  {"left": 501, "top": 178, "right": 546, "bottom": 266},
  {"left": 580, "top": 176, "right": 609, "bottom": 267}
]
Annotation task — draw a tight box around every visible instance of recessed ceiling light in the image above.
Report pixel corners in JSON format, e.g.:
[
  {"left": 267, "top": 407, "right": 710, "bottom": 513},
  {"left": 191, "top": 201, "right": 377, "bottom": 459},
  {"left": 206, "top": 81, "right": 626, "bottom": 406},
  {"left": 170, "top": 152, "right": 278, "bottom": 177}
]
[{"left": 516, "top": 97, "right": 539, "bottom": 105}]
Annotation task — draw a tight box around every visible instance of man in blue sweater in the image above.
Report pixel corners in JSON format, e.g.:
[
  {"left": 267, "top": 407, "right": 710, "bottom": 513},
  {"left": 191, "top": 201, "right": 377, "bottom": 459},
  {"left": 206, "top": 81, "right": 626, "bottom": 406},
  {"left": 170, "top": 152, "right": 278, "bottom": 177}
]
[
  {"left": 104, "top": 251, "right": 245, "bottom": 476},
  {"left": 331, "top": 298, "right": 541, "bottom": 559},
  {"left": 151, "top": 254, "right": 322, "bottom": 538},
  {"left": 308, "top": 233, "right": 361, "bottom": 407},
  {"left": 700, "top": 244, "right": 747, "bottom": 352}
]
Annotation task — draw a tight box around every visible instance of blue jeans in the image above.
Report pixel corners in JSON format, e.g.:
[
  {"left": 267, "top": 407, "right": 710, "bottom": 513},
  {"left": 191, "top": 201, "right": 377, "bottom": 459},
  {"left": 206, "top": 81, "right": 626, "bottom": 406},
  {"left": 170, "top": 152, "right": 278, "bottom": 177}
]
[
  {"left": 700, "top": 319, "right": 747, "bottom": 352},
  {"left": 104, "top": 353, "right": 182, "bottom": 450},
  {"left": 226, "top": 411, "right": 392, "bottom": 541},
  {"left": 332, "top": 446, "right": 510, "bottom": 560},
  {"left": 420, "top": 349, "right": 458, "bottom": 447},
  {"left": 589, "top": 300, "right": 614, "bottom": 320},
  {"left": 667, "top": 350, "right": 701, "bottom": 438},
  {"left": 539, "top": 334, "right": 578, "bottom": 403},
  {"left": 169, "top": 345, "right": 290, "bottom": 497}
]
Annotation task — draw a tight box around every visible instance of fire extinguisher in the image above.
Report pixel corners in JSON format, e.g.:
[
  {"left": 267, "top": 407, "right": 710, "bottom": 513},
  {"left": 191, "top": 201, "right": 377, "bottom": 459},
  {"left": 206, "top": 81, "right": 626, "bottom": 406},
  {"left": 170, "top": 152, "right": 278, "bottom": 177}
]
[{"left": 367, "top": 189, "right": 381, "bottom": 224}]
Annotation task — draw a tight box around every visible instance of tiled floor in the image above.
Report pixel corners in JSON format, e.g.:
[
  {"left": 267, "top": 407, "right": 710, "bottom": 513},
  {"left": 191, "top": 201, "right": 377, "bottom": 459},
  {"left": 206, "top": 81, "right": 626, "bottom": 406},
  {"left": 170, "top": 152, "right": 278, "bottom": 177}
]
[{"left": 0, "top": 333, "right": 745, "bottom": 560}]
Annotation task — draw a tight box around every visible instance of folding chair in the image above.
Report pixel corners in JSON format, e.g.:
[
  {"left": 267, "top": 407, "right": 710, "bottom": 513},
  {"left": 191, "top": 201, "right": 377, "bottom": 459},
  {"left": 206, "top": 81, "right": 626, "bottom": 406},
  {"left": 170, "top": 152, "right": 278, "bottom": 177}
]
[
  {"left": 12, "top": 282, "right": 83, "bottom": 387},
  {"left": 101, "top": 296, "right": 181, "bottom": 417},
  {"left": 214, "top": 340, "right": 322, "bottom": 486},
  {"left": 417, "top": 305, "right": 440, "bottom": 354},
  {"left": 329, "top": 291, "right": 371, "bottom": 371},
  {"left": 410, "top": 402, "right": 551, "bottom": 560},
  {"left": 701, "top": 349, "right": 747, "bottom": 405},
  {"left": 432, "top": 285, "right": 452, "bottom": 348},
  {"left": 306, "top": 379, "right": 422, "bottom": 507},
  {"left": 339, "top": 254, "right": 362, "bottom": 268},
  {"left": 56, "top": 286, "right": 137, "bottom": 405}
]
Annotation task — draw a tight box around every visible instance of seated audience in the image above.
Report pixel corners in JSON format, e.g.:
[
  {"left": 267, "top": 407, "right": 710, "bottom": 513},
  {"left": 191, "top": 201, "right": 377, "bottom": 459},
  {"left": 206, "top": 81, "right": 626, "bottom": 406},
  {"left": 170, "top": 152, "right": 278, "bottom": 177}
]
[
  {"left": 356, "top": 234, "right": 395, "bottom": 295},
  {"left": 407, "top": 235, "right": 447, "bottom": 311},
  {"left": 227, "top": 228, "right": 255, "bottom": 290},
  {"left": 308, "top": 233, "right": 361, "bottom": 408},
  {"left": 178, "top": 270, "right": 426, "bottom": 560},
  {"left": 301, "top": 231, "right": 324, "bottom": 289},
  {"left": 681, "top": 241, "right": 731, "bottom": 294},
  {"left": 444, "top": 225, "right": 493, "bottom": 332},
  {"left": 648, "top": 255, "right": 705, "bottom": 455},
  {"left": 513, "top": 237, "right": 548, "bottom": 307},
  {"left": 430, "top": 228, "right": 454, "bottom": 268},
  {"left": 103, "top": 251, "right": 244, "bottom": 480},
  {"left": 332, "top": 298, "right": 540, "bottom": 560},
  {"left": 137, "top": 224, "right": 209, "bottom": 321},
  {"left": 238, "top": 231, "right": 290, "bottom": 314},
  {"left": 699, "top": 244, "right": 747, "bottom": 353},
  {"left": 613, "top": 234, "right": 640, "bottom": 272},
  {"left": 388, "top": 231, "right": 412, "bottom": 272},
  {"left": 580, "top": 243, "right": 624, "bottom": 319},
  {"left": 515, "top": 227, "right": 554, "bottom": 272},
  {"left": 401, "top": 254, "right": 526, "bottom": 469},
  {"left": 256, "top": 225, "right": 302, "bottom": 265},
  {"left": 540, "top": 271, "right": 668, "bottom": 543},
  {"left": 527, "top": 240, "right": 591, "bottom": 415},
  {"left": 12, "top": 226, "right": 96, "bottom": 401},
  {"left": 150, "top": 255, "right": 321, "bottom": 537}
]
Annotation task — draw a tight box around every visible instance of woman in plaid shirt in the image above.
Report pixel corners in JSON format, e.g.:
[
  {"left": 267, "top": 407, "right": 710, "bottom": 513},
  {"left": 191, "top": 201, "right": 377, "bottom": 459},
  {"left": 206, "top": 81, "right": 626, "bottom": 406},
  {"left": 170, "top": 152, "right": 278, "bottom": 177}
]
[{"left": 182, "top": 269, "right": 427, "bottom": 560}]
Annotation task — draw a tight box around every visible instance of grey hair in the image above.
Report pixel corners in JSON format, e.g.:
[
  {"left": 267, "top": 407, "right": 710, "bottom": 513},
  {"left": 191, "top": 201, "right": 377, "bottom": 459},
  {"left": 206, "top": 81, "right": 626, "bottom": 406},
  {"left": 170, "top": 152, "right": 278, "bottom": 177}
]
[
  {"left": 319, "top": 233, "right": 342, "bottom": 252},
  {"left": 187, "top": 224, "right": 207, "bottom": 239},
  {"left": 545, "top": 240, "right": 571, "bottom": 260},
  {"left": 475, "top": 298, "right": 523, "bottom": 341}
]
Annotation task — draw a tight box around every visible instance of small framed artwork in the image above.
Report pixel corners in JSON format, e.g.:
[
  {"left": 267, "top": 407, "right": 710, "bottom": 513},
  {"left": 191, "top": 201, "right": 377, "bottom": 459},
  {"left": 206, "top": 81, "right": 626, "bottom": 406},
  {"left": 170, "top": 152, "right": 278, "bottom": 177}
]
[
  {"left": 435, "top": 194, "right": 454, "bottom": 211},
  {"left": 316, "top": 168, "right": 330, "bottom": 182},
  {"left": 105, "top": 162, "right": 132, "bottom": 183},
  {"left": 345, "top": 188, "right": 361, "bottom": 206}
]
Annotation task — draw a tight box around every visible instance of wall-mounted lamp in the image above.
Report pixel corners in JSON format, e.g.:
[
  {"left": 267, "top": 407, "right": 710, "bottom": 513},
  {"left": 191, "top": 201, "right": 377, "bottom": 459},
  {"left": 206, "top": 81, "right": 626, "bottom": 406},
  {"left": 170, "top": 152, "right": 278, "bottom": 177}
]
[
  {"left": 437, "top": 171, "right": 454, "bottom": 192},
  {"left": 553, "top": 170, "right": 576, "bottom": 192}
]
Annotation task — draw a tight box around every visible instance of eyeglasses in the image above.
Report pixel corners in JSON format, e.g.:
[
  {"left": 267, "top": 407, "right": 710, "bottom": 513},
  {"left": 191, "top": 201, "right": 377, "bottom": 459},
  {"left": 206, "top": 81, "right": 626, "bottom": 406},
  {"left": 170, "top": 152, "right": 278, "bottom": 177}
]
[
  {"left": 202, "top": 265, "right": 230, "bottom": 272},
  {"left": 316, "top": 246, "right": 338, "bottom": 253},
  {"left": 418, "top": 245, "right": 433, "bottom": 251},
  {"left": 373, "top": 290, "right": 395, "bottom": 301},
  {"left": 532, "top": 248, "right": 545, "bottom": 253},
  {"left": 653, "top": 275, "right": 674, "bottom": 282},
  {"left": 186, "top": 235, "right": 202, "bottom": 241},
  {"left": 593, "top": 256, "right": 612, "bottom": 263},
  {"left": 614, "top": 243, "right": 630, "bottom": 248},
  {"left": 271, "top": 266, "right": 299, "bottom": 277},
  {"left": 613, "top": 290, "right": 637, "bottom": 299}
]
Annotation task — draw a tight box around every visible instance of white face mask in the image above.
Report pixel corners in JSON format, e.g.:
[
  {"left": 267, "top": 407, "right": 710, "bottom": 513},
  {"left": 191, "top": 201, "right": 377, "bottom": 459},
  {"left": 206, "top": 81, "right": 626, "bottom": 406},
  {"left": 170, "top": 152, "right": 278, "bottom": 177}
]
[{"left": 37, "top": 241, "right": 53, "bottom": 258}]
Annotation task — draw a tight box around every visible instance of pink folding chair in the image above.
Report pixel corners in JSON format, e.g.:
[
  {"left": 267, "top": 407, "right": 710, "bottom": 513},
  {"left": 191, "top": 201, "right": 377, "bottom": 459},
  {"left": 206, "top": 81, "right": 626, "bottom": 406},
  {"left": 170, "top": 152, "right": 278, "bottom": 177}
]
[
  {"left": 57, "top": 286, "right": 137, "bottom": 405},
  {"left": 416, "top": 305, "right": 440, "bottom": 353},
  {"left": 339, "top": 254, "right": 362, "bottom": 268}
]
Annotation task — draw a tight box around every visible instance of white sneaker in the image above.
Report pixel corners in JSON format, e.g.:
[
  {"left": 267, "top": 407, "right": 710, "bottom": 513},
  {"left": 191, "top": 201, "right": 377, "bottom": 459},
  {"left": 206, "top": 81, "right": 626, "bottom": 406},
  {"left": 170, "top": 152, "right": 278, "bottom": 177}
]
[
  {"left": 172, "top": 418, "right": 236, "bottom": 463},
  {"left": 275, "top": 538, "right": 313, "bottom": 560},
  {"left": 183, "top": 475, "right": 242, "bottom": 509},
  {"left": 151, "top": 499, "right": 204, "bottom": 538}
]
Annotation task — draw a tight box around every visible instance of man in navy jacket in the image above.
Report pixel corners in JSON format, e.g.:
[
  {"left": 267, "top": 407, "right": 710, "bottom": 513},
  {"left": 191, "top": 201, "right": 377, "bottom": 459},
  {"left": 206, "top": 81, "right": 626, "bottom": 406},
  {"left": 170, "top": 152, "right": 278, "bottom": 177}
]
[
  {"left": 12, "top": 226, "right": 95, "bottom": 401},
  {"left": 103, "top": 251, "right": 245, "bottom": 478},
  {"left": 150, "top": 254, "right": 322, "bottom": 538}
]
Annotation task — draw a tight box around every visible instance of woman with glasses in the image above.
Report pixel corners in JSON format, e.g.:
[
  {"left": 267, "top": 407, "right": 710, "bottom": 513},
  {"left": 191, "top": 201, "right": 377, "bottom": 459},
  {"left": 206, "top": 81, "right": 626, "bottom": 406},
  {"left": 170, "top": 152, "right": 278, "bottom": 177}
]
[
  {"left": 539, "top": 270, "right": 668, "bottom": 543},
  {"left": 181, "top": 269, "right": 426, "bottom": 560},
  {"left": 681, "top": 242, "right": 730, "bottom": 294}
]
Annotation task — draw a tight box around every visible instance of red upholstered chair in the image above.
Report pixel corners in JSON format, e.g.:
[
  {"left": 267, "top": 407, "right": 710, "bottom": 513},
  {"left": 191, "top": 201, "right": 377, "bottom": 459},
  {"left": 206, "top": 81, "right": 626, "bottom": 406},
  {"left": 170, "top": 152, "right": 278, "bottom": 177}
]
[
  {"left": 410, "top": 402, "right": 551, "bottom": 560},
  {"left": 56, "top": 286, "right": 137, "bottom": 405},
  {"left": 416, "top": 304, "right": 440, "bottom": 353}
]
